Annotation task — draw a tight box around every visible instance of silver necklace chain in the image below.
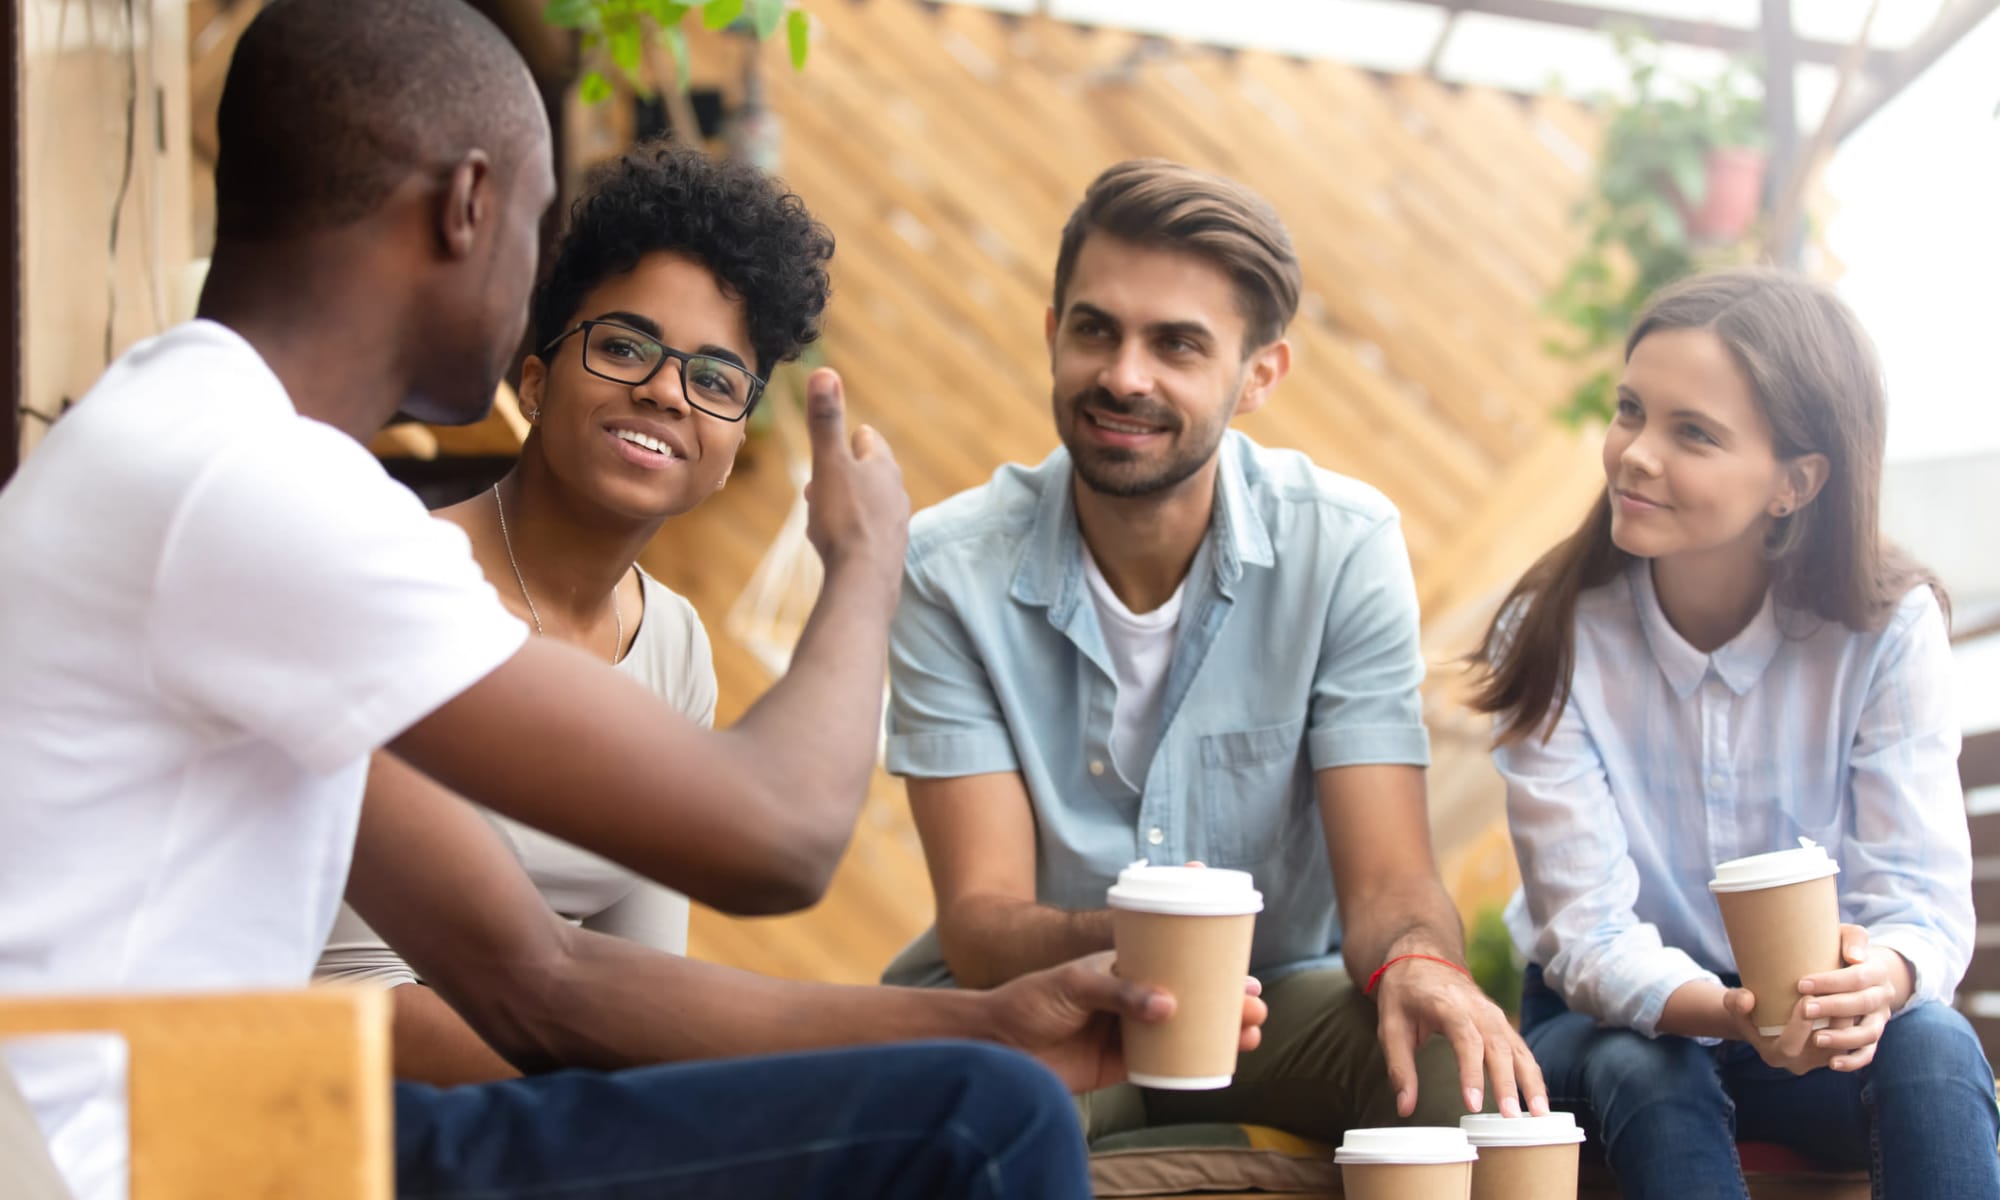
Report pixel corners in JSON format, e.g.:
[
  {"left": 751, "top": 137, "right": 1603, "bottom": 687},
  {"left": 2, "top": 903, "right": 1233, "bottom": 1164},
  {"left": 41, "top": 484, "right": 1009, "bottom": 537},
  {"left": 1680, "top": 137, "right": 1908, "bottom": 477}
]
[{"left": 493, "top": 484, "right": 623, "bottom": 664}]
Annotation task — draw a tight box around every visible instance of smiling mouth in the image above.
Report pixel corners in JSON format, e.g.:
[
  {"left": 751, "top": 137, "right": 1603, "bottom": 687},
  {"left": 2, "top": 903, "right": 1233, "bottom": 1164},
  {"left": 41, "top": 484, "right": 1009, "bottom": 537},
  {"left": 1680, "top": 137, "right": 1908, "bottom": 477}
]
[
  {"left": 1084, "top": 409, "right": 1169, "bottom": 437},
  {"left": 613, "top": 428, "right": 678, "bottom": 459},
  {"left": 1614, "top": 487, "right": 1667, "bottom": 510}
]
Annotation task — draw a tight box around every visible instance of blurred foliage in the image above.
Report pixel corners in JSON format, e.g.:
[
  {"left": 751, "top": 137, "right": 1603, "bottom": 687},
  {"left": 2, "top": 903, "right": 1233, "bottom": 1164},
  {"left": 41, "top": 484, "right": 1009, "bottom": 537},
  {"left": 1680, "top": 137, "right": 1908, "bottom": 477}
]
[
  {"left": 1546, "top": 35, "right": 1766, "bottom": 426},
  {"left": 542, "top": 0, "right": 811, "bottom": 103},
  {"left": 1466, "top": 903, "right": 1523, "bottom": 1023}
]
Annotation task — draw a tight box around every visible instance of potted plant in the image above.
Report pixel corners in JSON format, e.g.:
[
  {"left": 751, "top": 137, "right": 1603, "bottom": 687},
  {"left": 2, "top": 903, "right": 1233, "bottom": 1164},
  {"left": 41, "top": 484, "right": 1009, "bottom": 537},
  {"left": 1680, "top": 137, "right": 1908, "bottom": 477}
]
[{"left": 1545, "top": 37, "right": 1767, "bottom": 425}]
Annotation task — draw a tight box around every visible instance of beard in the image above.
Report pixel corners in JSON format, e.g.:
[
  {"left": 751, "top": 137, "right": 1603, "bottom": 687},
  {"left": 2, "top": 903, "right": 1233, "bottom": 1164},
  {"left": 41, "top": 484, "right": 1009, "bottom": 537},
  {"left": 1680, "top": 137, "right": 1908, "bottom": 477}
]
[{"left": 1057, "top": 384, "right": 1234, "bottom": 499}]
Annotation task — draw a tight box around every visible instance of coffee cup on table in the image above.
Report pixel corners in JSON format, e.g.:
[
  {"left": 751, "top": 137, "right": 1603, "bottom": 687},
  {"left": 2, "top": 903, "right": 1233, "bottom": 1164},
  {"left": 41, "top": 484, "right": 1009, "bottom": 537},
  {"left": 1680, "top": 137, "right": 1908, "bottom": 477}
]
[
  {"left": 1460, "top": 1113, "right": 1585, "bottom": 1200},
  {"left": 1708, "top": 838, "right": 1843, "bottom": 1036},
  {"left": 1106, "top": 862, "right": 1261, "bottom": 1090},
  {"left": 1335, "top": 1127, "right": 1478, "bottom": 1200}
]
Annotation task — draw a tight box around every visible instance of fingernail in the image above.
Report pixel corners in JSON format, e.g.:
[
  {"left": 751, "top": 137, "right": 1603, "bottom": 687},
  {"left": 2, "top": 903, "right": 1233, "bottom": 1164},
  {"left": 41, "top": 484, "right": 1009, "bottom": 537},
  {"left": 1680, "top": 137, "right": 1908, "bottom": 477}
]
[
  {"left": 1501, "top": 1096, "right": 1520, "bottom": 1117},
  {"left": 1816, "top": 1033, "right": 1830, "bottom": 1047},
  {"left": 1146, "top": 994, "right": 1172, "bottom": 1019},
  {"left": 1397, "top": 1090, "right": 1413, "bottom": 1115},
  {"left": 1798, "top": 979, "right": 1815, "bottom": 994},
  {"left": 1804, "top": 1002, "right": 1820, "bottom": 1018},
  {"left": 1466, "top": 1088, "right": 1482, "bottom": 1113}
]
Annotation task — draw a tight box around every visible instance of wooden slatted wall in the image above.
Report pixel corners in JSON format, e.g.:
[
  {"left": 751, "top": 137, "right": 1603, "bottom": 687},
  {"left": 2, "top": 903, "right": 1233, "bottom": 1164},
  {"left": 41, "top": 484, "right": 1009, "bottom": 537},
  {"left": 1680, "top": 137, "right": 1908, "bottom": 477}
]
[{"left": 663, "top": 2, "right": 1608, "bottom": 981}]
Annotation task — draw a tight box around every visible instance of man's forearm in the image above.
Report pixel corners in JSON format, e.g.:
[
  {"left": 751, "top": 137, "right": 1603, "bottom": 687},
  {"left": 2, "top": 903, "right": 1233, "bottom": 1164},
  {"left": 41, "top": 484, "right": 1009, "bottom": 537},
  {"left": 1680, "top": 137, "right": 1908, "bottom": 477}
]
[
  {"left": 1340, "top": 881, "right": 1467, "bottom": 987},
  {"left": 468, "top": 926, "right": 994, "bottom": 1073},
  {"left": 939, "top": 895, "right": 1116, "bottom": 990}
]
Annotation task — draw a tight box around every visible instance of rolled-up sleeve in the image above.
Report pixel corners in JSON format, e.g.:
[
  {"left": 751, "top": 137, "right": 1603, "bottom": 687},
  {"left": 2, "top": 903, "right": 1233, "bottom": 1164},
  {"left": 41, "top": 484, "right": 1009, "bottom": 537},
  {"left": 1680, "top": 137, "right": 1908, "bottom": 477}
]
[
  {"left": 1842, "top": 592, "right": 1972, "bottom": 1009},
  {"left": 315, "top": 902, "right": 419, "bottom": 990},
  {"left": 1499, "top": 696, "right": 1719, "bottom": 1037},
  {"left": 885, "top": 555, "right": 1020, "bottom": 779},
  {"left": 1306, "top": 517, "right": 1430, "bottom": 770}
]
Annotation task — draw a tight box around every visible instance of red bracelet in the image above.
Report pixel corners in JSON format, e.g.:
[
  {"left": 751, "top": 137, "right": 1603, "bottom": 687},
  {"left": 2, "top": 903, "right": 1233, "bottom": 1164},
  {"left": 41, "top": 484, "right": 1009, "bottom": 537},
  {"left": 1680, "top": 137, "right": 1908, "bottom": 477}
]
[{"left": 1364, "top": 953, "right": 1472, "bottom": 996}]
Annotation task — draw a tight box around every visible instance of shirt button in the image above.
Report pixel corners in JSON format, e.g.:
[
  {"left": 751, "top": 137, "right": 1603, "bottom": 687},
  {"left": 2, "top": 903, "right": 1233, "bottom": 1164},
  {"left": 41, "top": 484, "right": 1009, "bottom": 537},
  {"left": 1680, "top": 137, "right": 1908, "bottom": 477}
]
[
  {"left": 1089, "top": 760, "right": 1106, "bottom": 777},
  {"left": 1147, "top": 827, "right": 1164, "bottom": 846},
  {"left": 1709, "top": 773, "right": 1726, "bottom": 790}
]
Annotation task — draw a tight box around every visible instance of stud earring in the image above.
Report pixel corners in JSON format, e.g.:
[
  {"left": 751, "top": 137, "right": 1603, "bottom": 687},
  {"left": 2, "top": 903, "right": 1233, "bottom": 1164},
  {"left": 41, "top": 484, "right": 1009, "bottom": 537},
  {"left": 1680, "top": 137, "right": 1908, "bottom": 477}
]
[{"left": 1774, "top": 504, "right": 1792, "bottom": 517}]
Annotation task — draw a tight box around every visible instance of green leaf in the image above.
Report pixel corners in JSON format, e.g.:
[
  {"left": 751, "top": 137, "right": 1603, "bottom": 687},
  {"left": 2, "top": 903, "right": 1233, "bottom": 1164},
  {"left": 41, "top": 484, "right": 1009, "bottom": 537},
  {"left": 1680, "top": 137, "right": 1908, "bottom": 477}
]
[
  {"left": 702, "top": 0, "right": 745, "bottom": 30},
  {"left": 642, "top": 0, "right": 690, "bottom": 23},
  {"left": 663, "top": 25, "right": 691, "bottom": 91},
  {"left": 542, "top": 0, "right": 596, "bottom": 29},
  {"left": 751, "top": 0, "right": 786, "bottom": 39},
  {"left": 787, "top": 7, "right": 810, "bottom": 70},
  {"left": 579, "top": 69, "right": 613, "bottom": 104},
  {"left": 610, "top": 21, "right": 644, "bottom": 76}
]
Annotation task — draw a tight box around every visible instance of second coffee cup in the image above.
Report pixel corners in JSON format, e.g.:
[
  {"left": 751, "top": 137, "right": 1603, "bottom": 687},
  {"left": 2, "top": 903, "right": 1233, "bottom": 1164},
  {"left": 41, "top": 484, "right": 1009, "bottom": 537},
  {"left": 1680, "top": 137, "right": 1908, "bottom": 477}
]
[
  {"left": 1461, "top": 1113, "right": 1585, "bottom": 1200},
  {"left": 1708, "top": 839, "right": 1842, "bottom": 1035},
  {"left": 1106, "top": 863, "right": 1261, "bottom": 1089}
]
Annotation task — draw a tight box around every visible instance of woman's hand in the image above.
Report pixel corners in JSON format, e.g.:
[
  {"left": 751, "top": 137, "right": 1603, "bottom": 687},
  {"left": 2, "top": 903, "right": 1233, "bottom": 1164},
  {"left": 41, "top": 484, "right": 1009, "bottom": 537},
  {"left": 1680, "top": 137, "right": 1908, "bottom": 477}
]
[{"left": 1725, "top": 925, "right": 1906, "bottom": 1073}]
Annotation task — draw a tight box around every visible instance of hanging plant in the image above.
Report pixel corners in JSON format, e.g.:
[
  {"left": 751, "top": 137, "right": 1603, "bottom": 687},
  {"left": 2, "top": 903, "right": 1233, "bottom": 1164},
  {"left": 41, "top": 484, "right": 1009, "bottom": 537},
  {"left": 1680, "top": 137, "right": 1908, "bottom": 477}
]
[
  {"left": 1545, "top": 36, "right": 1767, "bottom": 426},
  {"left": 542, "top": 0, "right": 812, "bottom": 103}
]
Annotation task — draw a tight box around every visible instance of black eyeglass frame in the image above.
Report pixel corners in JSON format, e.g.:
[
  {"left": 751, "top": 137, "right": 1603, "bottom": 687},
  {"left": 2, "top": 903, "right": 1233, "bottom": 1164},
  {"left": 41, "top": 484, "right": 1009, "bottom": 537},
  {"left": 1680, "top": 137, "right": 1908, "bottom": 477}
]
[{"left": 539, "top": 320, "right": 766, "bottom": 423}]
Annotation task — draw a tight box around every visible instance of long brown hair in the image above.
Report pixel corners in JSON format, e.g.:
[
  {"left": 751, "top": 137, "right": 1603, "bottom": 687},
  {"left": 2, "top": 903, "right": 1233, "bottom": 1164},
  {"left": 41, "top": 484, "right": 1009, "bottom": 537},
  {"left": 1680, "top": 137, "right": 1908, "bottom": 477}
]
[{"left": 1470, "top": 267, "right": 1944, "bottom": 744}]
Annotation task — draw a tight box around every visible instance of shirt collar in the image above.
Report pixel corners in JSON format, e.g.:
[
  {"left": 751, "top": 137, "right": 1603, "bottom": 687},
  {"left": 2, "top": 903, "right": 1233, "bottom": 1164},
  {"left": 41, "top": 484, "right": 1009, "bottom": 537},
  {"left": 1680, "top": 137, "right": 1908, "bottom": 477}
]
[
  {"left": 1631, "top": 560, "right": 1783, "bottom": 698},
  {"left": 1009, "top": 432, "right": 1275, "bottom": 611}
]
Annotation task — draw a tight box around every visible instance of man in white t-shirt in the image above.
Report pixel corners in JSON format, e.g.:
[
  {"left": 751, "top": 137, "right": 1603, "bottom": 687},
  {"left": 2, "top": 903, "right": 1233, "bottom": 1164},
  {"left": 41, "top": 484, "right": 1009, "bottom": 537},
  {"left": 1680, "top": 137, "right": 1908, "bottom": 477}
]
[{"left": 0, "top": 5, "right": 1263, "bottom": 1198}]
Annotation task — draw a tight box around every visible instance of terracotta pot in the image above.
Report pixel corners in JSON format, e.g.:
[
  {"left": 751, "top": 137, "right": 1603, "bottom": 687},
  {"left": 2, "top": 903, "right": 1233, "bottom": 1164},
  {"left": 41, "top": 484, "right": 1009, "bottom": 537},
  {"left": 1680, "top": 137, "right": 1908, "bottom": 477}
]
[{"left": 1678, "top": 145, "right": 1767, "bottom": 243}]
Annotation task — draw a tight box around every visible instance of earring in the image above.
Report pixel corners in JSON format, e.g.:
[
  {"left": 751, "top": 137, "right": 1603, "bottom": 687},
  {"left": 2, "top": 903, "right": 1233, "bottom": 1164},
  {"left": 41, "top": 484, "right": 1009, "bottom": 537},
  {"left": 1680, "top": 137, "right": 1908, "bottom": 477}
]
[
  {"left": 1774, "top": 504, "right": 1792, "bottom": 517},
  {"left": 523, "top": 405, "right": 540, "bottom": 422}
]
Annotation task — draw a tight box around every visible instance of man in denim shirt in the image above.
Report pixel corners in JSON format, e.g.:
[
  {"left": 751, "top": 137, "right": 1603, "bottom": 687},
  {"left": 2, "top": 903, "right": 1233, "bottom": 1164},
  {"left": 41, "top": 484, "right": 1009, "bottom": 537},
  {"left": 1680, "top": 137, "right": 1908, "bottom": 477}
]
[{"left": 883, "top": 160, "right": 1546, "bottom": 1141}]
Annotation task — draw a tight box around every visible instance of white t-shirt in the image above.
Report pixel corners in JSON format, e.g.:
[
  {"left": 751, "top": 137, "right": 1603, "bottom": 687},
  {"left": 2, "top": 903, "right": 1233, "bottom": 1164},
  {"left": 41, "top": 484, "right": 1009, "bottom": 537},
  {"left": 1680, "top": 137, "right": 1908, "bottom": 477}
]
[
  {"left": 318, "top": 569, "right": 716, "bottom": 985},
  {"left": 0, "top": 321, "right": 527, "bottom": 1198},
  {"left": 1081, "top": 544, "right": 1185, "bottom": 786}
]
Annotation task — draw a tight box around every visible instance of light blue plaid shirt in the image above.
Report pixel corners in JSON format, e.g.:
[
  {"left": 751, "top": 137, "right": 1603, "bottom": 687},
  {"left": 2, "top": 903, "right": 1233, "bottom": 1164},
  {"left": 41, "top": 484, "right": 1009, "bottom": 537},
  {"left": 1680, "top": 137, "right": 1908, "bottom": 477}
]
[
  {"left": 882, "top": 431, "right": 1431, "bottom": 986},
  {"left": 1499, "top": 562, "right": 1971, "bottom": 1037}
]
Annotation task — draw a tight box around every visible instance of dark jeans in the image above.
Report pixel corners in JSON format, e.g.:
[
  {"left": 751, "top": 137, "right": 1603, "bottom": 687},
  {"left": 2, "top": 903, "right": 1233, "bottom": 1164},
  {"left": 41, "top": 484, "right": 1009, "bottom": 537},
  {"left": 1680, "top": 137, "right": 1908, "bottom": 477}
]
[
  {"left": 1522, "top": 964, "right": 2000, "bottom": 1200},
  {"left": 393, "top": 1040, "right": 1090, "bottom": 1199}
]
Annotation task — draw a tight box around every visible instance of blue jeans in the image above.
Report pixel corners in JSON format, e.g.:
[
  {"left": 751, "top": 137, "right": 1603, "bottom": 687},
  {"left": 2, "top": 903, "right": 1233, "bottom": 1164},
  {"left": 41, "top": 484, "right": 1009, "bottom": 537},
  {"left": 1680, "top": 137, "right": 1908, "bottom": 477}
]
[
  {"left": 1522, "top": 965, "right": 2000, "bottom": 1200},
  {"left": 393, "top": 1040, "right": 1089, "bottom": 1199}
]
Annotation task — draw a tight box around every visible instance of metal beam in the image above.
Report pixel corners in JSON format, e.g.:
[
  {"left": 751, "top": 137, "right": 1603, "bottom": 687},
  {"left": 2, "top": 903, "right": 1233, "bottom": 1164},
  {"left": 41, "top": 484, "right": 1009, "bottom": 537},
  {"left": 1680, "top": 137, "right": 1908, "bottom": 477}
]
[
  {"left": 1761, "top": 0, "right": 1800, "bottom": 266},
  {"left": 1833, "top": 0, "right": 2000, "bottom": 142},
  {"left": 1392, "top": 0, "right": 1899, "bottom": 72}
]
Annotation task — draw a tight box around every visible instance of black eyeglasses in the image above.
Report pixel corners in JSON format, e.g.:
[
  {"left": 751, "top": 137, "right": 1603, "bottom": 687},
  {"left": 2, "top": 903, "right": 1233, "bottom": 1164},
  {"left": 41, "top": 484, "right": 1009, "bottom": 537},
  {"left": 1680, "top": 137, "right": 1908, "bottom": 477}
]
[{"left": 540, "top": 320, "right": 765, "bottom": 422}]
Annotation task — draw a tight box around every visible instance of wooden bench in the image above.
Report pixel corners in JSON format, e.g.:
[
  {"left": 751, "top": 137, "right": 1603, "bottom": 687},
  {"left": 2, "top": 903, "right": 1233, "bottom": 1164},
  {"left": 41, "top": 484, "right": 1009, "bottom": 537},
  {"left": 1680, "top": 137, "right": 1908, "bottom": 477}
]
[{"left": 0, "top": 988, "right": 391, "bottom": 1199}]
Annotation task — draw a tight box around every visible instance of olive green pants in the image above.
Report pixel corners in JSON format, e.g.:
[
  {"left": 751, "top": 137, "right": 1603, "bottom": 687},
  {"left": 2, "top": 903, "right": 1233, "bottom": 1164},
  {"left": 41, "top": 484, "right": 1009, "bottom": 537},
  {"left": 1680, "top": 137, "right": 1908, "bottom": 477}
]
[{"left": 1076, "top": 965, "right": 1478, "bottom": 1144}]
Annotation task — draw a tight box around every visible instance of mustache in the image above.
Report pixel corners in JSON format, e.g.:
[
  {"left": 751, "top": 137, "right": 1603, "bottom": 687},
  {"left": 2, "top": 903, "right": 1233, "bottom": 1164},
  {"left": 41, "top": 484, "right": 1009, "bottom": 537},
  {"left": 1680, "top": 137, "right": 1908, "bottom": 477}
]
[{"left": 1066, "top": 387, "right": 1180, "bottom": 431}]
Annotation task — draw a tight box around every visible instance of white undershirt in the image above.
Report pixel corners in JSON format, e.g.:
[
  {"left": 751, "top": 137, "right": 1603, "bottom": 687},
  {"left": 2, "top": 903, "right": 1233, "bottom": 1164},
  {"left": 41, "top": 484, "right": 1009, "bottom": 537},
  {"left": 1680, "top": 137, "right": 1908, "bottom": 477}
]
[{"left": 1081, "top": 544, "right": 1185, "bottom": 785}]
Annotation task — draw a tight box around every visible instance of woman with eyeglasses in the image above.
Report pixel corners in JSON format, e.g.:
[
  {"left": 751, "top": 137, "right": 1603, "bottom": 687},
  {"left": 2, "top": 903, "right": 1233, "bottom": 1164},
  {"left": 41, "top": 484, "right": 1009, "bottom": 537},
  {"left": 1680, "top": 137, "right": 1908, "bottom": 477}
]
[{"left": 317, "top": 139, "right": 834, "bottom": 1086}]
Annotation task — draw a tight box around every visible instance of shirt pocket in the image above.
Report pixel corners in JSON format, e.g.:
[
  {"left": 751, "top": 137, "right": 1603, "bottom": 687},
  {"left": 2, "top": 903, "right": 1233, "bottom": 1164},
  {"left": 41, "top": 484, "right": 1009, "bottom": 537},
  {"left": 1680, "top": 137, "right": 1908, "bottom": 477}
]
[{"left": 1199, "top": 717, "right": 1309, "bottom": 868}]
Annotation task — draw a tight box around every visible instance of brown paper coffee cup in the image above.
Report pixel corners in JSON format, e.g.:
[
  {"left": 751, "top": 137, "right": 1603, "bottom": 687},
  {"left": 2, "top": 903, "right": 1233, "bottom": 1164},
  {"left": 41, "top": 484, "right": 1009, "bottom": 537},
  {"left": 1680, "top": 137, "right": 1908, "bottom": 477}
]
[
  {"left": 1461, "top": 1114, "right": 1584, "bottom": 1200},
  {"left": 1337, "top": 1128, "right": 1479, "bottom": 1200},
  {"left": 1709, "top": 841, "right": 1842, "bottom": 1036},
  {"left": 1106, "top": 864, "right": 1261, "bottom": 1089},
  {"left": 1341, "top": 1161, "right": 1475, "bottom": 1200}
]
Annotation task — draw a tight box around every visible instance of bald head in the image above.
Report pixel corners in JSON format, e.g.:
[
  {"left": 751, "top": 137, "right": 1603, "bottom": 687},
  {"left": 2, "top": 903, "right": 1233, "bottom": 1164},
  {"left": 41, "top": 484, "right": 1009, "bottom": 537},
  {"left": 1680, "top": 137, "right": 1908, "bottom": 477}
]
[{"left": 214, "top": 0, "right": 547, "bottom": 240}]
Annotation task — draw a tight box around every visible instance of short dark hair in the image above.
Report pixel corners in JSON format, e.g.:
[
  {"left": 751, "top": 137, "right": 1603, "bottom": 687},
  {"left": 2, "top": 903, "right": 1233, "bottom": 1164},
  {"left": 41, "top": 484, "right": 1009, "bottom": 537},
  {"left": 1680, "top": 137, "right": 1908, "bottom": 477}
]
[
  {"left": 214, "top": 0, "right": 543, "bottom": 240},
  {"left": 1052, "top": 159, "right": 1302, "bottom": 351},
  {"left": 531, "top": 141, "right": 835, "bottom": 378}
]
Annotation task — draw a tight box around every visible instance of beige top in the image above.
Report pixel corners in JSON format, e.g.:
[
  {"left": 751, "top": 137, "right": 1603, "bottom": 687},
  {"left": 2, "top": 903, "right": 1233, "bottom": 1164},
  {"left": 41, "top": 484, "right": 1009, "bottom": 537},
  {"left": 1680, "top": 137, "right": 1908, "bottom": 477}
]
[{"left": 315, "top": 568, "right": 716, "bottom": 988}]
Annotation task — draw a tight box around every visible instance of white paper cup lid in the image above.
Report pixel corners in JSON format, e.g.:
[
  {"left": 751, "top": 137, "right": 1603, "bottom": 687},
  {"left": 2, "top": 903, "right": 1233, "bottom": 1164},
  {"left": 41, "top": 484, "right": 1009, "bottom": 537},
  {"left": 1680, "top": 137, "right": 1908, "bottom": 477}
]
[
  {"left": 1459, "top": 1113, "right": 1586, "bottom": 1146},
  {"left": 1708, "top": 837, "right": 1840, "bottom": 893},
  {"left": 1333, "top": 1127, "right": 1478, "bottom": 1165},
  {"left": 1106, "top": 863, "right": 1263, "bottom": 916}
]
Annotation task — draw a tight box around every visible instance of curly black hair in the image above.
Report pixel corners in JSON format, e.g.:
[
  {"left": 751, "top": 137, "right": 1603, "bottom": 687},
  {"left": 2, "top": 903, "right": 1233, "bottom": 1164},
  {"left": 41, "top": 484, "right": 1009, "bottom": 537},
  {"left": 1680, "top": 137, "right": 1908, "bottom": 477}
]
[{"left": 530, "top": 140, "right": 834, "bottom": 377}]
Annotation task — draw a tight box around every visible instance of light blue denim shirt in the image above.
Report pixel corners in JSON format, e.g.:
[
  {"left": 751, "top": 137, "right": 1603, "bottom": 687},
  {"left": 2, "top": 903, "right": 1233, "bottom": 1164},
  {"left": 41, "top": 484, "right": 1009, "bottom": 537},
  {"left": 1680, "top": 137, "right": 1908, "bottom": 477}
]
[
  {"left": 1499, "top": 562, "right": 1970, "bottom": 1038},
  {"left": 883, "top": 431, "right": 1431, "bottom": 986}
]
